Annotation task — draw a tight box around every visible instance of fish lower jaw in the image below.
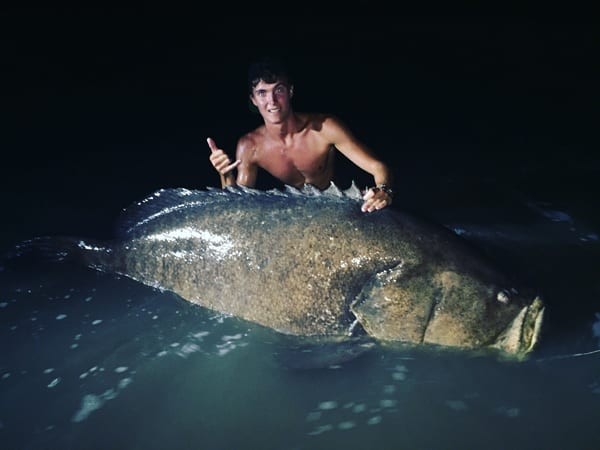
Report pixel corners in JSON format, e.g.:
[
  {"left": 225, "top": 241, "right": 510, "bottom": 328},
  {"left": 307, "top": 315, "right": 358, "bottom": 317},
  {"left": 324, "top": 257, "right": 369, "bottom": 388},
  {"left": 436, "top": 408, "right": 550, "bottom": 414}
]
[{"left": 491, "top": 297, "right": 545, "bottom": 358}]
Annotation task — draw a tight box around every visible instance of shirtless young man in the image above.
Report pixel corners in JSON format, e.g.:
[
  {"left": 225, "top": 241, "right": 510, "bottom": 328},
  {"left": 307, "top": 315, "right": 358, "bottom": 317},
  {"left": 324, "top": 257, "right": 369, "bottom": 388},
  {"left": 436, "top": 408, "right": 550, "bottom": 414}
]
[{"left": 207, "top": 59, "right": 394, "bottom": 212}]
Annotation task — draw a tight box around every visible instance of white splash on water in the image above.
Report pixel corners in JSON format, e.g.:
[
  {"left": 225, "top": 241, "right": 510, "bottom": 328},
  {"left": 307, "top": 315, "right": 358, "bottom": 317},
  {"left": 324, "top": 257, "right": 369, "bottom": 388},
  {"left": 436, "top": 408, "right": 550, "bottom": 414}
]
[
  {"left": 47, "top": 378, "right": 61, "bottom": 388},
  {"left": 72, "top": 394, "right": 103, "bottom": 423},
  {"left": 318, "top": 401, "right": 338, "bottom": 410},
  {"left": 445, "top": 400, "right": 469, "bottom": 412},
  {"left": 175, "top": 342, "right": 201, "bottom": 358},
  {"left": 337, "top": 421, "right": 356, "bottom": 430},
  {"left": 72, "top": 377, "right": 134, "bottom": 423},
  {"left": 379, "top": 399, "right": 397, "bottom": 408},
  {"left": 308, "top": 424, "right": 333, "bottom": 436},
  {"left": 367, "top": 415, "right": 383, "bottom": 425},
  {"left": 78, "top": 241, "right": 109, "bottom": 252},
  {"left": 494, "top": 406, "right": 521, "bottom": 418}
]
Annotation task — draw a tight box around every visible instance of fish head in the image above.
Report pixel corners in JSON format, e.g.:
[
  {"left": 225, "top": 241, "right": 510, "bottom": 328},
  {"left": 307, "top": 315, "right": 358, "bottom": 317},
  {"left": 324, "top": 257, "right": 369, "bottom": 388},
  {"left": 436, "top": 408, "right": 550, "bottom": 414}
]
[{"left": 351, "top": 264, "right": 545, "bottom": 359}]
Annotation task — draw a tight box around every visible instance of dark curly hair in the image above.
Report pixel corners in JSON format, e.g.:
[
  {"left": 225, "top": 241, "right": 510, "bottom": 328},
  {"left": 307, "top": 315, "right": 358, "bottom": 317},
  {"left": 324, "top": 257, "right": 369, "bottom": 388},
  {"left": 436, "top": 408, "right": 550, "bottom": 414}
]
[{"left": 247, "top": 57, "right": 293, "bottom": 95}]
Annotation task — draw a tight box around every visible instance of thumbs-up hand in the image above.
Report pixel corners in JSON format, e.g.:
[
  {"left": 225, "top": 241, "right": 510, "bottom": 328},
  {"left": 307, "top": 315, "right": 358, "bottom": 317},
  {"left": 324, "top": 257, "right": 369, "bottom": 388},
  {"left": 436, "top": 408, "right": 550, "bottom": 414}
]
[{"left": 207, "top": 137, "right": 241, "bottom": 176}]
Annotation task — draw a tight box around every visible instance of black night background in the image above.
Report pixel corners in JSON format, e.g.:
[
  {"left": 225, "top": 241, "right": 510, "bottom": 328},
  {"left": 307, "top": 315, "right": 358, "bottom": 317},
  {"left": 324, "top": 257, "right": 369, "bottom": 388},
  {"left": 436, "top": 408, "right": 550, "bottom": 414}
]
[{"left": 3, "top": 9, "right": 598, "bottom": 239}]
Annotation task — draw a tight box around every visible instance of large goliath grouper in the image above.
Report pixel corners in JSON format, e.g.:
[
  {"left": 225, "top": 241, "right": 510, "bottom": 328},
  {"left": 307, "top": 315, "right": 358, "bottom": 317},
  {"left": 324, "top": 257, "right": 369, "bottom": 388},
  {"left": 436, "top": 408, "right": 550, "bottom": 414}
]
[{"left": 22, "top": 183, "right": 545, "bottom": 360}]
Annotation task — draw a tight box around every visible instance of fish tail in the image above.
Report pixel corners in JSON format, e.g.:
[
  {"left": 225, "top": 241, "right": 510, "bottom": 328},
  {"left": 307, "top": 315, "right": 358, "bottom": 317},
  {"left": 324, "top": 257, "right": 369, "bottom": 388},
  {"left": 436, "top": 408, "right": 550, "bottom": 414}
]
[{"left": 4, "top": 236, "right": 114, "bottom": 272}]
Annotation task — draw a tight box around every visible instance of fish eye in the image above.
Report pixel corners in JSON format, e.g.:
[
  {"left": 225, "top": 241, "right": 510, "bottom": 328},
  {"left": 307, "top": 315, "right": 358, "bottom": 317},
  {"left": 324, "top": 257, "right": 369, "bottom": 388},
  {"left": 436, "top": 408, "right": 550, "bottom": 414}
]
[{"left": 497, "top": 290, "right": 510, "bottom": 304}]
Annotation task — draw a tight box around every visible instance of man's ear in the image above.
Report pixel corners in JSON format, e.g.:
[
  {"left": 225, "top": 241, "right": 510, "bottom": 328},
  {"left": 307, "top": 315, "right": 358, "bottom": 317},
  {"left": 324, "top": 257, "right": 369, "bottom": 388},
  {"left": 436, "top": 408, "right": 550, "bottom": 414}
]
[{"left": 289, "top": 85, "right": 294, "bottom": 98}]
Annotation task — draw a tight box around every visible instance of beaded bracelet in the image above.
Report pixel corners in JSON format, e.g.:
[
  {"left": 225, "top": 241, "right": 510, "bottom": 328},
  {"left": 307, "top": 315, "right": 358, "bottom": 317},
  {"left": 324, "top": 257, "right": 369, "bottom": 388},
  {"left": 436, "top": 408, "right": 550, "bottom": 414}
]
[{"left": 374, "top": 183, "right": 394, "bottom": 199}]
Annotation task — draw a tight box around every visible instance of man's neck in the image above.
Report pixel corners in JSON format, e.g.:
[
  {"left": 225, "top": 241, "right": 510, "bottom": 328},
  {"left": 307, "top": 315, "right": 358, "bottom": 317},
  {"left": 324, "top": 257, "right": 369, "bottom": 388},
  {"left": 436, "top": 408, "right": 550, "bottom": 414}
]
[{"left": 264, "top": 112, "right": 301, "bottom": 138}]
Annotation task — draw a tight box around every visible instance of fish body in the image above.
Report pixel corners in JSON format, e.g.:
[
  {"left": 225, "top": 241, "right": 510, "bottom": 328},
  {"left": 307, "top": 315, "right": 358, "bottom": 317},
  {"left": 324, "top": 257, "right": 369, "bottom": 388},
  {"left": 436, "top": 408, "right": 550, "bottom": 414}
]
[{"left": 27, "top": 183, "right": 545, "bottom": 359}]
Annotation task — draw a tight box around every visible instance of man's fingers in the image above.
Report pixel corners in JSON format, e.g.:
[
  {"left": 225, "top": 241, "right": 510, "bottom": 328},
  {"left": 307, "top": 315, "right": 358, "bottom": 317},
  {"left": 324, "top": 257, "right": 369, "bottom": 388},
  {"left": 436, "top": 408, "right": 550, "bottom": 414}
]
[
  {"left": 361, "top": 191, "right": 391, "bottom": 212},
  {"left": 206, "top": 137, "right": 219, "bottom": 153},
  {"left": 222, "top": 160, "right": 241, "bottom": 174},
  {"left": 362, "top": 189, "right": 374, "bottom": 200},
  {"left": 210, "top": 151, "right": 227, "bottom": 163}
]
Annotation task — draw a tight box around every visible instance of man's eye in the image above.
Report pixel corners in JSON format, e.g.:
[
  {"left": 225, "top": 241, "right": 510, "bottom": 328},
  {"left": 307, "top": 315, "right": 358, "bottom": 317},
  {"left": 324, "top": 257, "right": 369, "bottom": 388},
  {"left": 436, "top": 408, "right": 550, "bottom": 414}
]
[{"left": 275, "top": 86, "right": 287, "bottom": 94}]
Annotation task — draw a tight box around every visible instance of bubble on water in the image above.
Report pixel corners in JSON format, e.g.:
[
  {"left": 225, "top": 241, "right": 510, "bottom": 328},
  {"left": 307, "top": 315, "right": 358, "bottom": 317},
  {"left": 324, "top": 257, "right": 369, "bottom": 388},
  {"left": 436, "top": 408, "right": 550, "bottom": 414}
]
[
  {"left": 91, "top": 320, "right": 102, "bottom": 326},
  {"left": 79, "top": 372, "right": 89, "bottom": 379},
  {"left": 217, "top": 346, "right": 234, "bottom": 356},
  {"left": 307, "top": 424, "right": 333, "bottom": 436},
  {"left": 84, "top": 296, "right": 93, "bottom": 302},
  {"left": 318, "top": 401, "right": 338, "bottom": 410},
  {"left": 102, "top": 389, "right": 117, "bottom": 401},
  {"left": 222, "top": 334, "right": 243, "bottom": 341},
  {"left": 0, "top": 302, "right": 8, "bottom": 308},
  {"left": 192, "top": 331, "right": 210, "bottom": 339},
  {"left": 118, "top": 378, "right": 132, "bottom": 389},
  {"left": 176, "top": 342, "right": 201, "bottom": 358},
  {"left": 170, "top": 342, "right": 180, "bottom": 348},
  {"left": 43, "top": 368, "right": 54, "bottom": 374},
  {"left": 446, "top": 400, "right": 468, "bottom": 412},
  {"left": 338, "top": 421, "right": 355, "bottom": 430},
  {"left": 156, "top": 350, "right": 168, "bottom": 357},
  {"left": 64, "top": 294, "right": 71, "bottom": 300},
  {"left": 2, "top": 372, "right": 10, "bottom": 380},
  {"left": 494, "top": 406, "right": 520, "bottom": 418},
  {"left": 383, "top": 385, "right": 396, "bottom": 394},
  {"left": 306, "top": 411, "right": 321, "bottom": 422},
  {"left": 114, "top": 367, "right": 128, "bottom": 373},
  {"left": 380, "top": 399, "right": 397, "bottom": 408},
  {"left": 47, "top": 378, "right": 61, "bottom": 388},
  {"left": 56, "top": 314, "right": 67, "bottom": 320},
  {"left": 152, "top": 315, "right": 158, "bottom": 320},
  {"left": 70, "top": 343, "right": 79, "bottom": 350},
  {"left": 579, "top": 233, "right": 599, "bottom": 242},
  {"left": 367, "top": 415, "right": 382, "bottom": 425},
  {"left": 352, "top": 403, "right": 367, "bottom": 413},
  {"left": 392, "top": 372, "right": 407, "bottom": 381},
  {"left": 593, "top": 313, "right": 600, "bottom": 342},
  {"left": 74, "top": 334, "right": 82, "bottom": 341}
]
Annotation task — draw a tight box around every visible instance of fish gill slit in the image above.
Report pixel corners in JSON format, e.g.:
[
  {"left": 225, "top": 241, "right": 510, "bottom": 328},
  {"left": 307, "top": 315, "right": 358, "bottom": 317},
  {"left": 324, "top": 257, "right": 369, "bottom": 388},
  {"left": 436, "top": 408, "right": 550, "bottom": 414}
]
[{"left": 420, "top": 291, "right": 442, "bottom": 344}]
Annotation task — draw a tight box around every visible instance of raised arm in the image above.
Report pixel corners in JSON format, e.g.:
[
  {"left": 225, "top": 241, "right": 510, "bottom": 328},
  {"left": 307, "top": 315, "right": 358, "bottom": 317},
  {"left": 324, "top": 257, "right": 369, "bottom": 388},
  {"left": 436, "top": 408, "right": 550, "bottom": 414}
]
[
  {"left": 321, "top": 116, "right": 394, "bottom": 212},
  {"left": 233, "top": 136, "right": 258, "bottom": 188}
]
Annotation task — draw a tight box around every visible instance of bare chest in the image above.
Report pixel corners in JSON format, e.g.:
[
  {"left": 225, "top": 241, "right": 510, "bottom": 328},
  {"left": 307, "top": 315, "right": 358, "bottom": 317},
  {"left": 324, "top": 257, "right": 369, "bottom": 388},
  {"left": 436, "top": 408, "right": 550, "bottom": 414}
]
[{"left": 256, "top": 136, "right": 334, "bottom": 186}]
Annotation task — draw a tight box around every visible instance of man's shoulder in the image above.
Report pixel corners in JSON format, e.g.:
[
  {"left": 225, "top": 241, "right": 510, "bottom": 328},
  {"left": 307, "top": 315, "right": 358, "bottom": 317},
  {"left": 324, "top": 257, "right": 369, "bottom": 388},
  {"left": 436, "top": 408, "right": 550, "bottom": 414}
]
[
  {"left": 236, "top": 127, "right": 264, "bottom": 159},
  {"left": 299, "top": 112, "right": 340, "bottom": 131},
  {"left": 238, "top": 126, "right": 264, "bottom": 145}
]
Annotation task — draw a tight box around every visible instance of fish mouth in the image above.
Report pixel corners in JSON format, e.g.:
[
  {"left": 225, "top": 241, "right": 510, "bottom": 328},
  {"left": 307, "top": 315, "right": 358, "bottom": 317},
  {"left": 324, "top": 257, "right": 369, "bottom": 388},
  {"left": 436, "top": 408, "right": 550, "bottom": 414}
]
[{"left": 492, "top": 296, "right": 545, "bottom": 358}]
